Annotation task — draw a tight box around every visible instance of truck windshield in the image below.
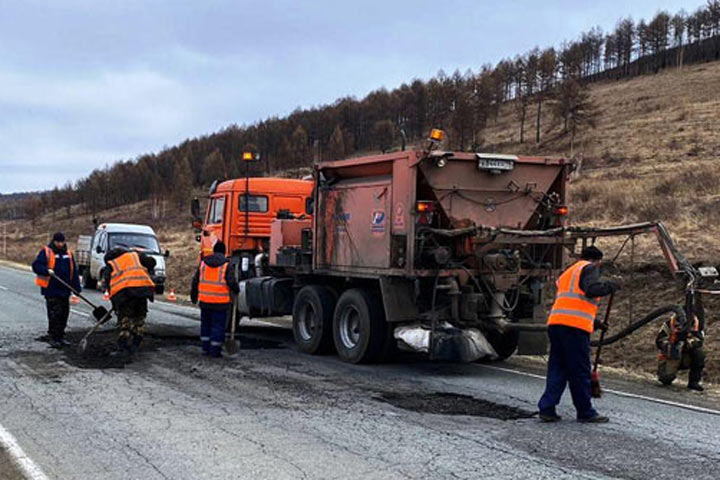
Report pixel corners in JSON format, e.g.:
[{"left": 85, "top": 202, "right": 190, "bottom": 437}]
[
  {"left": 238, "top": 195, "right": 268, "bottom": 212},
  {"left": 109, "top": 234, "right": 160, "bottom": 254}
]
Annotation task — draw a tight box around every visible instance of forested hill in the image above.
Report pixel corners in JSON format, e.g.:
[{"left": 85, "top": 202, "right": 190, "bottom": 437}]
[{"left": 6, "top": 1, "right": 720, "bottom": 222}]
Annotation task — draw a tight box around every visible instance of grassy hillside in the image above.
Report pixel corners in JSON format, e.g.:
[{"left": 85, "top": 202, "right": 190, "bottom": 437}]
[
  {"left": 3, "top": 61, "right": 719, "bottom": 384},
  {"left": 483, "top": 61, "right": 720, "bottom": 384}
]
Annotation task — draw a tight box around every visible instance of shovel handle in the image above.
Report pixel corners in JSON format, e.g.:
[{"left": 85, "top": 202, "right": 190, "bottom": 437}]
[
  {"left": 593, "top": 292, "right": 614, "bottom": 372},
  {"left": 49, "top": 271, "right": 101, "bottom": 310}
]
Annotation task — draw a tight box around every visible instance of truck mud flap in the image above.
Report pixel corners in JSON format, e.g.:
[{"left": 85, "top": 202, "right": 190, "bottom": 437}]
[{"left": 379, "top": 276, "right": 418, "bottom": 323}]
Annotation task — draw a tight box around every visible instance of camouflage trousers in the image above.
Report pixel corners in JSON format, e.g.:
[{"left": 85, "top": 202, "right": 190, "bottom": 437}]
[
  {"left": 116, "top": 297, "right": 148, "bottom": 341},
  {"left": 657, "top": 347, "right": 705, "bottom": 385}
]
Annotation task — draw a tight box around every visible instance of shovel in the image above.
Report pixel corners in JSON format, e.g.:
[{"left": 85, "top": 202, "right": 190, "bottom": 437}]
[
  {"left": 224, "top": 295, "right": 241, "bottom": 356},
  {"left": 49, "top": 271, "right": 109, "bottom": 321},
  {"left": 591, "top": 292, "right": 615, "bottom": 398},
  {"left": 77, "top": 308, "right": 115, "bottom": 354}
]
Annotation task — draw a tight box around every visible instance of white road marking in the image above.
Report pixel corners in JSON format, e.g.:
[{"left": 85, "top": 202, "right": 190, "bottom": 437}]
[
  {"left": 480, "top": 364, "right": 720, "bottom": 416},
  {"left": 0, "top": 285, "right": 8, "bottom": 290},
  {"left": 71, "top": 309, "right": 90, "bottom": 318},
  {"left": 0, "top": 421, "right": 49, "bottom": 480}
]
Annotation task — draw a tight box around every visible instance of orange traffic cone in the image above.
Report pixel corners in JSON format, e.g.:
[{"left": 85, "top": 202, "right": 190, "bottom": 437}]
[
  {"left": 103, "top": 290, "right": 110, "bottom": 301},
  {"left": 167, "top": 289, "right": 177, "bottom": 302},
  {"left": 70, "top": 294, "right": 80, "bottom": 305}
]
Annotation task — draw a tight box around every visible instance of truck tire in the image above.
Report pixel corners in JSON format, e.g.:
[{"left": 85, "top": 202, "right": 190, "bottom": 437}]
[
  {"left": 333, "top": 288, "right": 389, "bottom": 364},
  {"left": 292, "top": 285, "right": 336, "bottom": 355},
  {"left": 81, "top": 267, "right": 97, "bottom": 289},
  {"left": 484, "top": 329, "right": 519, "bottom": 361}
]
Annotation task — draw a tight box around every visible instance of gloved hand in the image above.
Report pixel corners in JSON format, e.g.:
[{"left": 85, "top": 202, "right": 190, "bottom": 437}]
[
  {"left": 47, "top": 268, "right": 55, "bottom": 276},
  {"left": 593, "top": 319, "right": 609, "bottom": 332},
  {"left": 607, "top": 281, "right": 620, "bottom": 293},
  {"left": 685, "top": 336, "right": 703, "bottom": 350}
]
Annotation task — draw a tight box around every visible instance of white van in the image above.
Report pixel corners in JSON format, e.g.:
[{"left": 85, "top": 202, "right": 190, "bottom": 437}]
[{"left": 77, "top": 223, "right": 169, "bottom": 293}]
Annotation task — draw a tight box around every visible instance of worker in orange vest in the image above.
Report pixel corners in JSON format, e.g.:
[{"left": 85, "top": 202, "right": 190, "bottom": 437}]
[
  {"left": 102, "top": 247, "right": 156, "bottom": 358},
  {"left": 656, "top": 306, "right": 706, "bottom": 391},
  {"left": 190, "top": 241, "right": 239, "bottom": 357},
  {"left": 31, "top": 232, "right": 81, "bottom": 348},
  {"left": 538, "top": 246, "right": 619, "bottom": 423}
]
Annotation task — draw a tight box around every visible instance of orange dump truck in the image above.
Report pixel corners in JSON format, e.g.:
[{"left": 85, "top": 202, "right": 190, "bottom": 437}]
[
  {"left": 191, "top": 177, "right": 314, "bottom": 277},
  {"left": 231, "top": 134, "right": 578, "bottom": 364}
]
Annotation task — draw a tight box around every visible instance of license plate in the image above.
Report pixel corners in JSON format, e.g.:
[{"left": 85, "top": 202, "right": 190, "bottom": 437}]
[{"left": 477, "top": 158, "right": 514, "bottom": 171}]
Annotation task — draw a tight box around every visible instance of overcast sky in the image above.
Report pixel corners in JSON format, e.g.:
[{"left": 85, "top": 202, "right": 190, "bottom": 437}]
[{"left": 0, "top": 0, "right": 700, "bottom": 193}]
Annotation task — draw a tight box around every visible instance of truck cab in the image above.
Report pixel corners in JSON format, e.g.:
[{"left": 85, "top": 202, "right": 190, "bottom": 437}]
[
  {"left": 192, "top": 177, "right": 314, "bottom": 276},
  {"left": 78, "top": 223, "right": 169, "bottom": 293}
]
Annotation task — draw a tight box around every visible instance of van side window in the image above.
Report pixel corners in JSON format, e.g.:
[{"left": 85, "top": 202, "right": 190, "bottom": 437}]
[
  {"left": 238, "top": 195, "right": 268, "bottom": 213},
  {"left": 209, "top": 197, "right": 225, "bottom": 224}
]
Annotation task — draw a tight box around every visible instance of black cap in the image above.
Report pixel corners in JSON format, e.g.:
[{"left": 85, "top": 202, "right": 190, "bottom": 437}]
[
  {"left": 213, "top": 241, "right": 226, "bottom": 255},
  {"left": 52, "top": 232, "right": 65, "bottom": 242},
  {"left": 581, "top": 246, "right": 603, "bottom": 261}
]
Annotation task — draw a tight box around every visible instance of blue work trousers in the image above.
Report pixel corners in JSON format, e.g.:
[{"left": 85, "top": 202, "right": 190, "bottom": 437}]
[
  {"left": 200, "top": 308, "right": 228, "bottom": 357},
  {"left": 538, "top": 324, "right": 597, "bottom": 420}
]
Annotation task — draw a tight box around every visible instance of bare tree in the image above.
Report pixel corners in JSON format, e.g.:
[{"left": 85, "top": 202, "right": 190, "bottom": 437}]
[{"left": 550, "top": 78, "right": 599, "bottom": 156}]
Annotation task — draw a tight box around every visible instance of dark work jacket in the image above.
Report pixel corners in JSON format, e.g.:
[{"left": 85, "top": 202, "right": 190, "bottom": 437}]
[
  {"left": 190, "top": 253, "right": 240, "bottom": 311},
  {"left": 31, "top": 243, "right": 81, "bottom": 298},
  {"left": 103, "top": 248, "right": 156, "bottom": 307},
  {"left": 578, "top": 263, "right": 615, "bottom": 298}
]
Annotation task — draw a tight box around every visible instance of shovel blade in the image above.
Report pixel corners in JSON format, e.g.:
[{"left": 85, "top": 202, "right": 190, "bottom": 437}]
[
  {"left": 92, "top": 306, "right": 109, "bottom": 321},
  {"left": 224, "top": 336, "right": 241, "bottom": 356}
]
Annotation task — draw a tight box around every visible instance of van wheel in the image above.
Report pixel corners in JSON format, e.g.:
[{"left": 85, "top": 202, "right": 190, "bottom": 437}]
[
  {"left": 81, "top": 267, "right": 97, "bottom": 289},
  {"left": 292, "top": 285, "right": 336, "bottom": 355},
  {"left": 333, "top": 288, "right": 389, "bottom": 364}
]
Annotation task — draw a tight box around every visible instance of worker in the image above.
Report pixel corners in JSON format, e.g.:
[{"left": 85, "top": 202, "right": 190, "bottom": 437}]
[
  {"left": 102, "top": 247, "right": 156, "bottom": 358},
  {"left": 538, "top": 246, "right": 619, "bottom": 423},
  {"left": 31, "top": 232, "right": 81, "bottom": 348},
  {"left": 190, "top": 241, "right": 239, "bottom": 357},
  {"left": 199, "top": 229, "right": 218, "bottom": 259},
  {"left": 656, "top": 306, "right": 705, "bottom": 391}
]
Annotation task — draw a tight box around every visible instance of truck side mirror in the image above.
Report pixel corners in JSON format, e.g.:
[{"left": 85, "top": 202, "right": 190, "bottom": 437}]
[
  {"left": 164, "top": 250, "right": 171, "bottom": 258},
  {"left": 191, "top": 197, "right": 200, "bottom": 218},
  {"left": 96, "top": 246, "right": 102, "bottom": 254}
]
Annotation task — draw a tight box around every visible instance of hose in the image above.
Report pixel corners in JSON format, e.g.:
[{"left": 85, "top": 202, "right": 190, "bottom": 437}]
[{"left": 590, "top": 304, "right": 685, "bottom": 347}]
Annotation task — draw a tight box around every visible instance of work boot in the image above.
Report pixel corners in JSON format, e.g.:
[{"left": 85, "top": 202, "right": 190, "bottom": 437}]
[
  {"left": 130, "top": 335, "right": 143, "bottom": 355},
  {"left": 578, "top": 414, "right": 610, "bottom": 424},
  {"left": 539, "top": 414, "right": 562, "bottom": 423},
  {"left": 59, "top": 338, "right": 72, "bottom": 347},
  {"left": 48, "top": 338, "right": 63, "bottom": 349},
  {"left": 111, "top": 338, "right": 132, "bottom": 360},
  {"left": 687, "top": 382, "right": 704, "bottom": 392}
]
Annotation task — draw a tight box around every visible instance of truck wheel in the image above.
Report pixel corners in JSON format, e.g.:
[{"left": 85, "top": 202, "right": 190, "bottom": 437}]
[
  {"left": 333, "top": 288, "right": 389, "bottom": 364},
  {"left": 292, "top": 285, "right": 335, "bottom": 355},
  {"left": 484, "top": 329, "right": 519, "bottom": 361},
  {"left": 81, "top": 267, "right": 97, "bottom": 289}
]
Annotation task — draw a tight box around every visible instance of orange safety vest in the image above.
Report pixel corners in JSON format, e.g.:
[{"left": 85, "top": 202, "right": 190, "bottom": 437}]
[
  {"left": 35, "top": 246, "right": 74, "bottom": 288},
  {"left": 198, "top": 262, "right": 231, "bottom": 304},
  {"left": 547, "top": 260, "right": 600, "bottom": 333},
  {"left": 108, "top": 251, "right": 155, "bottom": 298},
  {"left": 669, "top": 314, "right": 700, "bottom": 344}
]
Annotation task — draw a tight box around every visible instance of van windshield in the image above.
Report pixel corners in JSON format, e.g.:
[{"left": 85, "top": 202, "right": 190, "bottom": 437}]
[{"left": 109, "top": 233, "right": 160, "bottom": 254}]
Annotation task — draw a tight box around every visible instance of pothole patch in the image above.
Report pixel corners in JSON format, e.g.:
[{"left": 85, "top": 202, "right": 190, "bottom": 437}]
[{"left": 376, "top": 392, "right": 536, "bottom": 420}]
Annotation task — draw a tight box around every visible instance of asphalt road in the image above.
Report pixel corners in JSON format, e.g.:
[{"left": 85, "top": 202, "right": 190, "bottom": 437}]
[{"left": 1, "top": 265, "right": 719, "bottom": 479}]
